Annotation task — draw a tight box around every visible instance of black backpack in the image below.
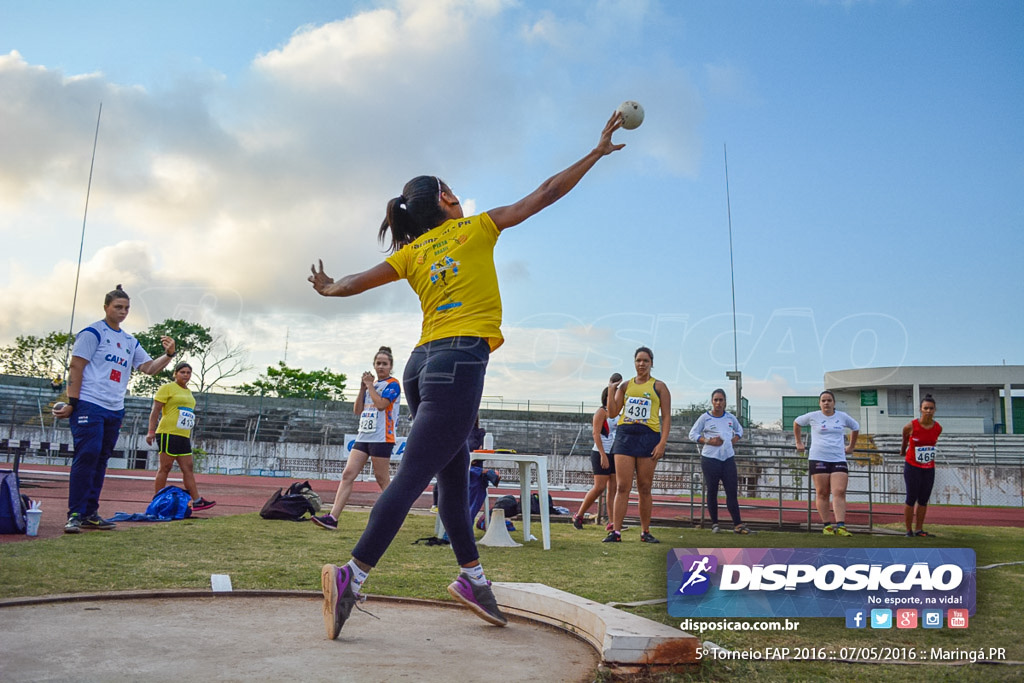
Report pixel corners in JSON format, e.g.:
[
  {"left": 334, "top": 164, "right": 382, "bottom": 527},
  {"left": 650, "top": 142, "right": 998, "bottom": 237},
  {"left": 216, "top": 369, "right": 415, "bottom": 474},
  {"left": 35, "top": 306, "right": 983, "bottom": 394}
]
[
  {"left": 259, "top": 481, "right": 320, "bottom": 521},
  {"left": 0, "top": 470, "right": 30, "bottom": 534},
  {"left": 492, "top": 494, "right": 520, "bottom": 519}
]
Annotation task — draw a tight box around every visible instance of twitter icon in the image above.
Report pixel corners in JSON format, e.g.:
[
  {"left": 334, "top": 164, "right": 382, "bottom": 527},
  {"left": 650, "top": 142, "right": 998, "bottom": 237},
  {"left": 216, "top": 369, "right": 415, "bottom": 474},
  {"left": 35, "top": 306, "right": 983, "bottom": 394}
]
[{"left": 870, "top": 609, "right": 892, "bottom": 629}]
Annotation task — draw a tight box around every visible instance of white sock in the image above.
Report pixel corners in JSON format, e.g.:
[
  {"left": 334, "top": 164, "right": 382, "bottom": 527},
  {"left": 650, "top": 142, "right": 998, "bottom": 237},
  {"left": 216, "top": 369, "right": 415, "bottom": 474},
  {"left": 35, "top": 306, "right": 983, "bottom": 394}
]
[
  {"left": 346, "top": 560, "right": 369, "bottom": 593},
  {"left": 463, "top": 563, "right": 487, "bottom": 586}
]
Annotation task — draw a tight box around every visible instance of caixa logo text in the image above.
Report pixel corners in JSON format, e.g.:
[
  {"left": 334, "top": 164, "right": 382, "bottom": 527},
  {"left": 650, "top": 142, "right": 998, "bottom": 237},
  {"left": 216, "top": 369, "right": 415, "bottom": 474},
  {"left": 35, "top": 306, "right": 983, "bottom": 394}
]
[{"left": 718, "top": 562, "right": 963, "bottom": 592}]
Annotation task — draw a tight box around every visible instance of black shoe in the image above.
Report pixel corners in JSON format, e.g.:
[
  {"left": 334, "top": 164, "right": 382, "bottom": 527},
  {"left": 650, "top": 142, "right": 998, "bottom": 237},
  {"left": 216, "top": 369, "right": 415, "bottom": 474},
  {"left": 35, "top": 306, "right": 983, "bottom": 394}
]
[
  {"left": 602, "top": 530, "right": 621, "bottom": 543},
  {"left": 321, "top": 564, "right": 361, "bottom": 639},
  {"left": 192, "top": 498, "right": 217, "bottom": 511},
  {"left": 64, "top": 513, "right": 82, "bottom": 534},
  {"left": 640, "top": 531, "right": 660, "bottom": 543},
  {"left": 80, "top": 514, "right": 116, "bottom": 530},
  {"left": 572, "top": 515, "right": 584, "bottom": 530}
]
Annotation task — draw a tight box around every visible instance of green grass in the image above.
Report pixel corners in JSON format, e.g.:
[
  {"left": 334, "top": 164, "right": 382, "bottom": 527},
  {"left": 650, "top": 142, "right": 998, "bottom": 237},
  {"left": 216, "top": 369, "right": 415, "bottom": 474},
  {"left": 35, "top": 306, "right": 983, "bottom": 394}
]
[{"left": 2, "top": 514, "right": 1023, "bottom": 682}]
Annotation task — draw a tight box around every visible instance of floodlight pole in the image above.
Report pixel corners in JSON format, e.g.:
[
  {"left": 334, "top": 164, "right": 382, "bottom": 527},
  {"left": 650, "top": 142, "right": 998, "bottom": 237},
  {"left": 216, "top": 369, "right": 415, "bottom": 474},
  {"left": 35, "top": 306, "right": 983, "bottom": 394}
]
[{"left": 724, "top": 144, "right": 743, "bottom": 424}]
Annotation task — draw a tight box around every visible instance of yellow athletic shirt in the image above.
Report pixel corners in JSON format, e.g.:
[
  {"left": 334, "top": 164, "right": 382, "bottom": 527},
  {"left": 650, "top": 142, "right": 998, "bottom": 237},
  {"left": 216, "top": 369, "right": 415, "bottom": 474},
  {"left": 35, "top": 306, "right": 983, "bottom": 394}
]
[
  {"left": 386, "top": 212, "right": 504, "bottom": 351},
  {"left": 618, "top": 377, "right": 661, "bottom": 432},
  {"left": 154, "top": 381, "right": 197, "bottom": 437}
]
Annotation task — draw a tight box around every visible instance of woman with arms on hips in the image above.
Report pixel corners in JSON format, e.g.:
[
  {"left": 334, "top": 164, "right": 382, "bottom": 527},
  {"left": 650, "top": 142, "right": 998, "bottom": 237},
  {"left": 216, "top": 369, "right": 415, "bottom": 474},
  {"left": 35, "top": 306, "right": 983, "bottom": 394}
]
[
  {"left": 901, "top": 394, "right": 942, "bottom": 537},
  {"left": 793, "top": 390, "right": 860, "bottom": 536},
  {"left": 689, "top": 388, "right": 749, "bottom": 534},
  {"left": 312, "top": 346, "right": 401, "bottom": 530},
  {"left": 309, "top": 113, "right": 625, "bottom": 638},
  {"left": 605, "top": 346, "right": 672, "bottom": 544},
  {"left": 145, "top": 362, "right": 216, "bottom": 511},
  {"left": 572, "top": 374, "right": 621, "bottom": 532},
  {"left": 53, "top": 285, "right": 177, "bottom": 533}
]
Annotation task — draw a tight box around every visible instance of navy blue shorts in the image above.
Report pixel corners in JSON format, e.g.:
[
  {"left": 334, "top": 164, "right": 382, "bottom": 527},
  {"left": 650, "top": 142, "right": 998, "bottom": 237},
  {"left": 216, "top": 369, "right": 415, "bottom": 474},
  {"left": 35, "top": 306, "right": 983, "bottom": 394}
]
[
  {"left": 809, "top": 459, "right": 849, "bottom": 475},
  {"left": 590, "top": 450, "right": 615, "bottom": 475},
  {"left": 354, "top": 441, "right": 396, "bottom": 459},
  {"left": 611, "top": 423, "right": 661, "bottom": 458}
]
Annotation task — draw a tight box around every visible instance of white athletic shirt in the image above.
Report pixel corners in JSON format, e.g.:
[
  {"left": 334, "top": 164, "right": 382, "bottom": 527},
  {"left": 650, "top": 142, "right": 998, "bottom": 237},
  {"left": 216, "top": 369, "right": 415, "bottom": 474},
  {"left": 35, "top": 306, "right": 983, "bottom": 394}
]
[
  {"left": 72, "top": 320, "right": 153, "bottom": 411},
  {"left": 355, "top": 378, "right": 401, "bottom": 443},
  {"left": 794, "top": 410, "right": 860, "bottom": 463},
  {"left": 594, "top": 409, "right": 617, "bottom": 454},
  {"left": 689, "top": 411, "right": 744, "bottom": 462}
]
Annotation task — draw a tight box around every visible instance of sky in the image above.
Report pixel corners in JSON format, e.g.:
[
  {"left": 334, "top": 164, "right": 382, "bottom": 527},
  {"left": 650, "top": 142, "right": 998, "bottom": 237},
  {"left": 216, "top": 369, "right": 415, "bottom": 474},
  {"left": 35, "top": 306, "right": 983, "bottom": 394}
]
[{"left": 1, "top": 0, "right": 1022, "bottom": 425}]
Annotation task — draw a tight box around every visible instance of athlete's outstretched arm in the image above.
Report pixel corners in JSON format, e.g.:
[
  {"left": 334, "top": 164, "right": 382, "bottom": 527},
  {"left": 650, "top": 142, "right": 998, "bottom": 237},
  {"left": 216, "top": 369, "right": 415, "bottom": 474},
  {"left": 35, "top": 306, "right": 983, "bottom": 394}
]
[
  {"left": 309, "top": 260, "right": 399, "bottom": 297},
  {"left": 488, "top": 112, "right": 625, "bottom": 231}
]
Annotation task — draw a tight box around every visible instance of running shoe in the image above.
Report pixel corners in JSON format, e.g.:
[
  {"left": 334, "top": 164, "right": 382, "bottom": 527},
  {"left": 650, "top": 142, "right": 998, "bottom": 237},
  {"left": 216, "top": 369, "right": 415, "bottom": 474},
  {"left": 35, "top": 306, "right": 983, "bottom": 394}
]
[
  {"left": 605, "top": 522, "right": 614, "bottom": 532},
  {"left": 734, "top": 524, "right": 751, "bottom": 535},
  {"left": 447, "top": 573, "right": 508, "bottom": 626},
  {"left": 80, "top": 514, "right": 116, "bottom": 530},
  {"left": 572, "top": 515, "right": 584, "bottom": 530},
  {"left": 822, "top": 524, "right": 836, "bottom": 535},
  {"left": 711, "top": 524, "right": 721, "bottom": 534},
  {"left": 602, "top": 530, "right": 621, "bottom": 543},
  {"left": 321, "top": 564, "right": 359, "bottom": 639},
  {"left": 835, "top": 526, "right": 853, "bottom": 537},
  {"left": 311, "top": 514, "right": 338, "bottom": 530},
  {"left": 915, "top": 530, "right": 934, "bottom": 537},
  {"left": 192, "top": 498, "right": 216, "bottom": 511},
  {"left": 64, "top": 513, "right": 82, "bottom": 534},
  {"left": 640, "top": 531, "right": 660, "bottom": 543},
  {"left": 905, "top": 530, "right": 915, "bottom": 537}
]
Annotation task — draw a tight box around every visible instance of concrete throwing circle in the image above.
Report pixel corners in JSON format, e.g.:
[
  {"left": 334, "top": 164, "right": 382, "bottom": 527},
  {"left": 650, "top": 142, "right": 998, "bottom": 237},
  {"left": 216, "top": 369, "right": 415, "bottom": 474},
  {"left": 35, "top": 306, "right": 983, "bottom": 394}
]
[{"left": 0, "top": 594, "right": 599, "bottom": 682}]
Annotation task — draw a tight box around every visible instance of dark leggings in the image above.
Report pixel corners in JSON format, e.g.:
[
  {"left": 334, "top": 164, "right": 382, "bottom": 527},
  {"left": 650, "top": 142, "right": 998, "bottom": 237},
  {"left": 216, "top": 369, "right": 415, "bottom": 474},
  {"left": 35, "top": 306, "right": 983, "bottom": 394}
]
[
  {"left": 352, "top": 337, "right": 489, "bottom": 567},
  {"left": 904, "top": 463, "right": 935, "bottom": 507},
  {"left": 701, "top": 457, "right": 741, "bottom": 525}
]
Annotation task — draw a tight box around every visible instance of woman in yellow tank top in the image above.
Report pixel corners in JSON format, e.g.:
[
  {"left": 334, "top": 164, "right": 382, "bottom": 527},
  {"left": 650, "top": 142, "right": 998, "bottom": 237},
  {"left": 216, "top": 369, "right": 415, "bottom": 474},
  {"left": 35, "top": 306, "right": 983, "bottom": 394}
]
[
  {"left": 308, "top": 112, "right": 627, "bottom": 638},
  {"left": 605, "top": 346, "right": 672, "bottom": 544}
]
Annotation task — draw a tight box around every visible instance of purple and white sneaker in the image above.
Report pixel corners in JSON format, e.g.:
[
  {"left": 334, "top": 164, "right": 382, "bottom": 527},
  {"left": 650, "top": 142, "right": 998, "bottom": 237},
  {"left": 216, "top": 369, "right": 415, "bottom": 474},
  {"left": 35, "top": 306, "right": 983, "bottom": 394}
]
[
  {"left": 447, "top": 573, "right": 508, "bottom": 626},
  {"left": 321, "top": 564, "right": 360, "bottom": 639}
]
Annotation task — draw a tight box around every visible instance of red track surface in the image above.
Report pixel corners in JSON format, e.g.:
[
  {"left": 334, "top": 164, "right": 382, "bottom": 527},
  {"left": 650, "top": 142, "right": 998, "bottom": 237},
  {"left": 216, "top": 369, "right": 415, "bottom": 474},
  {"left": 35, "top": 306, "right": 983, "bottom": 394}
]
[{"left": 4, "top": 461, "right": 1022, "bottom": 543}]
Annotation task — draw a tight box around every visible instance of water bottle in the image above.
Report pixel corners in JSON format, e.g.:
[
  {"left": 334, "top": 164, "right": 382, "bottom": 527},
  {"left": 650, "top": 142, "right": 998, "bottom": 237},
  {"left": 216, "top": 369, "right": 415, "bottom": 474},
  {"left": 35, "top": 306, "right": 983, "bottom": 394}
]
[{"left": 483, "top": 433, "right": 494, "bottom": 451}]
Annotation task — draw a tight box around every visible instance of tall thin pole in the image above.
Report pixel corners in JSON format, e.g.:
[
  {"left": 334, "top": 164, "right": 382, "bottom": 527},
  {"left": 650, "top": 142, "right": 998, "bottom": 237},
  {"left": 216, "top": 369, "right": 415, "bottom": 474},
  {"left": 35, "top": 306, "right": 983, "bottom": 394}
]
[
  {"left": 724, "top": 144, "right": 743, "bottom": 424},
  {"left": 62, "top": 103, "right": 103, "bottom": 378}
]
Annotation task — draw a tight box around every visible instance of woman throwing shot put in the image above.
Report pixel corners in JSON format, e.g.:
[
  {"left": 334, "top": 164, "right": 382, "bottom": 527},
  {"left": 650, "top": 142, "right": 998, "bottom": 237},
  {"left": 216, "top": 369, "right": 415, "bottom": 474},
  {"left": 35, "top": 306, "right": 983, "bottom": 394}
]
[
  {"left": 605, "top": 346, "right": 671, "bottom": 544},
  {"left": 571, "top": 374, "right": 621, "bottom": 532},
  {"left": 309, "top": 112, "right": 625, "bottom": 639},
  {"left": 312, "top": 346, "right": 401, "bottom": 531},
  {"left": 901, "top": 394, "right": 942, "bottom": 537},
  {"left": 146, "top": 362, "right": 216, "bottom": 511},
  {"left": 794, "top": 390, "right": 860, "bottom": 536}
]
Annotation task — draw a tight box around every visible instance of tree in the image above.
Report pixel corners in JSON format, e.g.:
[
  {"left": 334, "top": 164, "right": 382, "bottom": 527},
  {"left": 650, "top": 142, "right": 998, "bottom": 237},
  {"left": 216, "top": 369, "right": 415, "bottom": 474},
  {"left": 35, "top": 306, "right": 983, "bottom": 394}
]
[
  {"left": 132, "top": 319, "right": 251, "bottom": 396},
  {"left": 237, "top": 361, "right": 347, "bottom": 401},
  {"left": 0, "top": 332, "right": 73, "bottom": 383}
]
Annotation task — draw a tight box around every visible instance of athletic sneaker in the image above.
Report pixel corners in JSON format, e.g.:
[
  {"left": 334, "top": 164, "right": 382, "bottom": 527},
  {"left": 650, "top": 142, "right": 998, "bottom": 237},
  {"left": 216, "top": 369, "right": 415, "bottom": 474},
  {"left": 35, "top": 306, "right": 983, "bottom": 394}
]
[
  {"left": 64, "top": 513, "right": 82, "bottom": 534},
  {"left": 80, "top": 514, "right": 115, "bottom": 531},
  {"left": 192, "top": 498, "right": 216, "bottom": 511},
  {"left": 734, "top": 524, "right": 751, "bottom": 535},
  {"left": 822, "top": 525, "right": 836, "bottom": 535},
  {"left": 311, "top": 514, "right": 338, "bottom": 531},
  {"left": 835, "top": 526, "right": 853, "bottom": 537},
  {"left": 640, "top": 531, "right": 660, "bottom": 544},
  {"left": 605, "top": 522, "right": 614, "bottom": 532},
  {"left": 602, "top": 530, "right": 621, "bottom": 543},
  {"left": 572, "top": 515, "right": 584, "bottom": 530},
  {"left": 321, "top": 564, "right": 360, "bottom": 639},
  {"left": 711, "top": 524, "right": 721, "bottom": 534},
  {"left": 915, "top": 530, "right": 934, "bottom": 537},
  {"left": 905, "top": 530, "right": 915, "bottom": 537},
  {"left": 447, "top": 573, "right": 508, "bottom": 626}
]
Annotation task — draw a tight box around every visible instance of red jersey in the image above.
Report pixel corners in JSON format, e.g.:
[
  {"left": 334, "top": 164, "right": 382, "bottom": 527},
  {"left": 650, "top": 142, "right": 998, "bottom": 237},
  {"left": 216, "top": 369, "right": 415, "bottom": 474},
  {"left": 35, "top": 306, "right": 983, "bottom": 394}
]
[{"left": 905, "top": 419, "right": 942, "bottom": 469}]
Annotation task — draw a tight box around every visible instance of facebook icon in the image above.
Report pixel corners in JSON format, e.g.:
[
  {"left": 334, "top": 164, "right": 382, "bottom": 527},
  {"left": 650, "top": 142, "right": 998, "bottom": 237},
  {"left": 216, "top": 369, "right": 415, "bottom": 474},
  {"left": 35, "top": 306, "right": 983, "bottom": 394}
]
[{"left": 845, "top": 609, "right": 866, "bottom": 629}]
